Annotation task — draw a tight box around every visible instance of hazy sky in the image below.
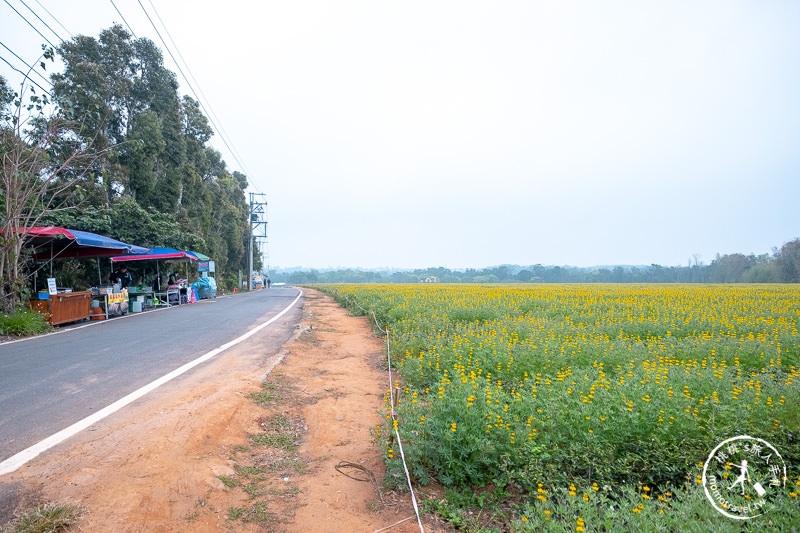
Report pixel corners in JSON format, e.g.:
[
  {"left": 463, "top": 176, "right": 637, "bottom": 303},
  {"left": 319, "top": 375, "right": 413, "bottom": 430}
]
[{"left": 2, "top": 1, "right": 798, "bottom": 269}]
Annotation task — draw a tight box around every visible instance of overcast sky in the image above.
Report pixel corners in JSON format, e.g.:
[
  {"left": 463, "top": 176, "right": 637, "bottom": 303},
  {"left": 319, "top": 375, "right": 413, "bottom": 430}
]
[{"left": 2, "top": 1, "right": 799, "bottom": 269}]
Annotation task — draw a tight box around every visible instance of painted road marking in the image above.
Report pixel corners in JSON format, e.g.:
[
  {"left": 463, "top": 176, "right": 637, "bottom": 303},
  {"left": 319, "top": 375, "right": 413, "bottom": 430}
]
[{"left": 0, "top": 290, "right": 303, "bottom": 475}]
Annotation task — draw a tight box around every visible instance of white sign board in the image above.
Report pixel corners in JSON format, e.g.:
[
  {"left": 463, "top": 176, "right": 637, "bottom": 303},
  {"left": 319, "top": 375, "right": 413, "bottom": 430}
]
[
  {"left": 209, "top": 260, "right": 215, "bottom": 273},
  {"left": 47, "top": 277, "right": 57, "bottom": 294}
]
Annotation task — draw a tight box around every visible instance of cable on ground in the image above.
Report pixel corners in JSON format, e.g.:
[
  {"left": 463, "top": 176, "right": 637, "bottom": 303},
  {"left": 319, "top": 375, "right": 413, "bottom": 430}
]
[
  {"left": 339, "top": 292, "right": 425, "bottom": 533},
  {"left": 335, "top": 461, "right": 384, "bottom": 503}
]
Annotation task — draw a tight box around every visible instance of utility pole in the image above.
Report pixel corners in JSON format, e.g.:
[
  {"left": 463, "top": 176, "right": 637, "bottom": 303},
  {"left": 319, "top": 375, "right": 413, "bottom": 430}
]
[{"left": 248, "top": 192, "right": 268, "bottom": 290}]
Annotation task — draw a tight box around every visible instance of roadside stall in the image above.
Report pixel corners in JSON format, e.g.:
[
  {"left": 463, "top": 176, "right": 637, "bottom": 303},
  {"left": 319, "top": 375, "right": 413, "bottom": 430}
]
[
  {"left": 110, "top": 248, "right": 199, "bottom": 310},
  {"left": 13, "top": 226, "right": 150, "bottom": 325}
]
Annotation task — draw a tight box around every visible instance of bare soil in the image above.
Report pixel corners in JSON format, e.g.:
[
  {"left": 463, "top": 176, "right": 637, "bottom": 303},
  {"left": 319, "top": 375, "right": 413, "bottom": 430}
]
[{"left": 0, "top": 289, "right": 441, "bottom": 532}]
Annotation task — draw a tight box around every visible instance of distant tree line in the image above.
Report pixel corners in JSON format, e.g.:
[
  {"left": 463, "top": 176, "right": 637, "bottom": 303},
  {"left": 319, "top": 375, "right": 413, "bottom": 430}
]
[{"left": 274, "top": 238, "right": 800, "bottom": 284}]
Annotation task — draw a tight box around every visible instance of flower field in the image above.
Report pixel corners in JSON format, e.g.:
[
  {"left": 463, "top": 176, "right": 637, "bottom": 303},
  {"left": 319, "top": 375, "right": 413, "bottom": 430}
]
[{"left": 323, "top": 284, "right": 800, "bottom": 530}]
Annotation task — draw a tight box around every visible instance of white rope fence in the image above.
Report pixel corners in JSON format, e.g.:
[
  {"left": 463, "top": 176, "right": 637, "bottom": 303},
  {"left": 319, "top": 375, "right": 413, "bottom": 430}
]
[{"left": 343, "top": 294, "right": 425, "bottom": 533}]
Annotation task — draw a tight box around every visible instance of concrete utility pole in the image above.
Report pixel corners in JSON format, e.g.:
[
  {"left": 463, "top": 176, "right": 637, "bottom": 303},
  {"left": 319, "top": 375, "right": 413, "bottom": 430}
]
[{"left": 248, "top": 192, "right": 268, "bottom": 290}]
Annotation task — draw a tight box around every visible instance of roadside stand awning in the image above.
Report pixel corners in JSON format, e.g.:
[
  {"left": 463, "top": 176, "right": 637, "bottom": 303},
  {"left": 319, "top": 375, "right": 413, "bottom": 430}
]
[
  {"left": 110, "top": 248, "right": 197, "bottom": 263},
  {"left": 6, "top": 226, "right": 152, "bottom": 324},
  {"left": 110, "top": 248, "right": 199, "bottom": 307},
  {"left": 8, "top": 226, "right": 152, "bottom": 260},
  {"left": 184, "top": 250, "right": 210, "bottom": 261}
]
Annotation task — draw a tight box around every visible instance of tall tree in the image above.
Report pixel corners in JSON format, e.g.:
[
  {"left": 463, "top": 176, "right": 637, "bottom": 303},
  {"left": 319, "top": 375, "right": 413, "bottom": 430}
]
[{"left": 1, "top": 66, "right": 109, "bottom": 311}]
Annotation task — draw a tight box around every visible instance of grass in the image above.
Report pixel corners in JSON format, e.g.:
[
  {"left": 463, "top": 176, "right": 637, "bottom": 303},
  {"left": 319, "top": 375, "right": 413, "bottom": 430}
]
[
  {"left": 268, "top": 458, "right": 308, "bottom": 475},
  {"left": 251, "top": 432, "right": 297, "bottom": 450},
  {"left": 3, "top": 502, "right": 85, "bottom": 533},
  {"left": 266, "top": 413, "right": 292, "bottom": 431},
  {"left": 0, "top": 306, "right": 51, "bottom": 337},
  {"left": 248, "top": 381, "right": 281, "bottom": 407},
  {"left": 217, "top": 475, "right": 237, "bottom": 488},
  {"left": 228, "top": 501, "right": 274, "bottom": 523},
  {"left": 213, "top": 369, "right": 307, "bottom": 527}
]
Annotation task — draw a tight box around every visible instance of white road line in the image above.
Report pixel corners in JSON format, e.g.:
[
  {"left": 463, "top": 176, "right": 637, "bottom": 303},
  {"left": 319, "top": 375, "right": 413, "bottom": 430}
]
[{"left": 0, "top": 289, "right": 303, "bottom": 476}]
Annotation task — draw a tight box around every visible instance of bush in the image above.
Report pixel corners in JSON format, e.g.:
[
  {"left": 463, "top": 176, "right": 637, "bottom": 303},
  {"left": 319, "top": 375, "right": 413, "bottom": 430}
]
[{"left": 0, "top": 306, "right": 52, "bottom": 336}]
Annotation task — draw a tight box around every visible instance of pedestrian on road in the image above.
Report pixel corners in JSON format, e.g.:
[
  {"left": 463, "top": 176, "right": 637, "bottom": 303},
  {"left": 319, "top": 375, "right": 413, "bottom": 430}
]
[{"left": 267, "top": 277, "right": 271, "bottom": 289}]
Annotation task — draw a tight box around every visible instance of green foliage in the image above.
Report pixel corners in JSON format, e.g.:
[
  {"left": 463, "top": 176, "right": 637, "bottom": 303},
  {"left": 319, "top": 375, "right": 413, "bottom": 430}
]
[
  {"left": 217, "top": 475, "right": 237, "bottom": 488},
  {"left": 0, "top": 306, "right": 51, "bottom": 336},
  {"left": 251, "top": 432, "right": 297, "bottom": 450},
  {"left": 328, "top": 284, "right": 800, "bottom": 530},
  {"left": 3, "top": 502, "right": 85, "bottom": 533},
  {"left": 26, "top": 25, "right": 252, "bottom": 294}
]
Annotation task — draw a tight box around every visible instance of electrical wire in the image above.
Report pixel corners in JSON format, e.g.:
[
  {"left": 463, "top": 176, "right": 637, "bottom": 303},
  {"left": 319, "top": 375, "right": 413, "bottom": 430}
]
[
  {"left": 136, "top": 0, "right": 260, "bottom": 192},
  {"left": 18, "top": 0, "right": 64, "bottom": 44},
  {"left": 0, "top": 53, "right": 53, "bottom": 97},
  {"left": 2, "top": 0, "right": 58, "bottom": 50},
  {"left": 32, "top": 0, "right": 72, "bottom": 39},
  {"left": 145, "top": 0, "right": 253, "bottom": 182},
  {"left": 108, "top": 0, "right": 137, "bottom": 39},
  {"left": 0, "top": 40, "right": 54, "bottom": 88}
]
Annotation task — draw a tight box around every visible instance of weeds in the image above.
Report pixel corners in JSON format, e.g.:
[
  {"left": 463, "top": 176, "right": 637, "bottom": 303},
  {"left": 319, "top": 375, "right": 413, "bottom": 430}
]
[
  {"left": 249, "top": 382, "right": 280, "bottom": 407},
  {"left": 0, "top": 307, "right": 51, "bottom": 337},
  {"left": 251, "top": 432, "right": 297, "bottom": 450},
  {"left": 217, "top": 475, "right": 237, "bottom": 488},
  {"left": 3, "top": 502, "right": 85, "bottom": 533}
]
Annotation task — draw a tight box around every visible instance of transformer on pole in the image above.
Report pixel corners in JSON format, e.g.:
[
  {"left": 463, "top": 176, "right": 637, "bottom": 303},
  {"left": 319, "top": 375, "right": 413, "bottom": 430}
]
[{"left": 248, "top": 192, "right": 268, "bottom": 290}]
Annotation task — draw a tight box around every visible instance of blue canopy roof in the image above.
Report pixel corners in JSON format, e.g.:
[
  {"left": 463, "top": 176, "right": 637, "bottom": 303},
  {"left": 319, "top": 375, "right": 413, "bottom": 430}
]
[
  {"left": 25, "top": 227, "right": 151, "bottom": 260},
  {"left": 110, "top": 248, "right": 197, "bottom": 262}
]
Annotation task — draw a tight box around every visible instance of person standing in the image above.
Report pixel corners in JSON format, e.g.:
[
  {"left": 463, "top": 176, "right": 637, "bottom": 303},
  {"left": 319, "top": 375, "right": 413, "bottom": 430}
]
[
  {"left": 266, "top": 277, "right": 271, "bottom": 289},
  {"left": 110, "top": 265, "right": 133, "bottom": 288}
]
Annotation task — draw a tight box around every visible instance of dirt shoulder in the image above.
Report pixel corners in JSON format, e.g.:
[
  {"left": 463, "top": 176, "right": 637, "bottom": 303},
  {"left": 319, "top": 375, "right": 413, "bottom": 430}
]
[{"left": 0, "top": 289, "right": 435, "bottom": 532}]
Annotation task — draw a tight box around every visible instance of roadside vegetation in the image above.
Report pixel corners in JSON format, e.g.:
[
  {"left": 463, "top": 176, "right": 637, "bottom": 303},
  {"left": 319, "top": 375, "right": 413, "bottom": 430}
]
[
  {"left": 323, "top": 284, "right": 800, "bottom": 531},
  {"left": 1, "top": 502, "right": 84, "bottom": 533},
  {"left": 208, "top": 374, "right": 309, "bottom": 529},
  {"left": 0, "top": 307, "right": 51, "bottom": 337}
]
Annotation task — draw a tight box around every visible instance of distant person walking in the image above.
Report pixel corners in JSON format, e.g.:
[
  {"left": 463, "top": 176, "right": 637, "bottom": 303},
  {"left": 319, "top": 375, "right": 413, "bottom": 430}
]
[{"left": 266, "top": 277, "right": 271, "bottom": 289}]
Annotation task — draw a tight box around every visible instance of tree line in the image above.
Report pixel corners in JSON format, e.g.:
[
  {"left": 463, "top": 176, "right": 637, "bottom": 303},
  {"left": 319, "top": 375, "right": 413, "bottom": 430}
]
[
  {"left": 276, "top": 238, "right": 800, "bottom": 284},
  {"left": 1, "top": 25, "right": 259, "bottom": 309}
]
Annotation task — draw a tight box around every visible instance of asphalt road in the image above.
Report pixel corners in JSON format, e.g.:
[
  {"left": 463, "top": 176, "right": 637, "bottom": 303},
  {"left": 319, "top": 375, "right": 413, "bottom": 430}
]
[{"left": 0, "top": 287, "right": 303, "bottom": 465}]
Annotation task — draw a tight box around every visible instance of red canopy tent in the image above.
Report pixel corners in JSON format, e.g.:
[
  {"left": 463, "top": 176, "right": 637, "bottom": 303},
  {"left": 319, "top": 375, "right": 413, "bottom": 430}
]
[{"left": 8, "top": 226, "right": 152, "bottom": 260}]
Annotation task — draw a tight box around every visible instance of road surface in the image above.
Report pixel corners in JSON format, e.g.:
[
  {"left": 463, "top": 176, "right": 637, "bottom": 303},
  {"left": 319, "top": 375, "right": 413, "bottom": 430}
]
[{"left": 0, "top": 288, "right": 302, "bottom": 466}]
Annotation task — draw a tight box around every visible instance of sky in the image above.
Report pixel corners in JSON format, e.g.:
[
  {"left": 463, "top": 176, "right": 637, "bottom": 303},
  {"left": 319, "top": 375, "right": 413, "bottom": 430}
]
[{"left": 2, "top": 1, "right": 799, "bottom": 270}]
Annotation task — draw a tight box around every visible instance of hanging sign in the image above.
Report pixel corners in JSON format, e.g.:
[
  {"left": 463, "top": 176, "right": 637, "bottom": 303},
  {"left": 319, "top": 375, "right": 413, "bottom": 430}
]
[{"left": 198, "top": 261, "right": 209, "bottom": 272}]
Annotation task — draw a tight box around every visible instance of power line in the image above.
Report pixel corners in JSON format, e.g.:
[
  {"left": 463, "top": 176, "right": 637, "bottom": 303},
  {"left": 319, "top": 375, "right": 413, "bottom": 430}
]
[
  {"left": 32, "top": 0, "right": 73, "bottom": 39},
  {"left": 0, "top": 40, "right": 54, "bottom": 88},
  {"left": 136, "top": 0, "right": 260, "bottom": 192},
  {"left": 145, "top": 0, "right": 254, "bottom": 183},
  {"left": 0, "top": 54, "right": 53, "bottom": 97},
  {"left": 108, "top": 0, "right": 137, "bottom": 39},
  {"left": 18, "top": 0, "right": 64, "bottom": 44},
  {"left": 2, "top": 0, "right": 58, "bottom": 50}
]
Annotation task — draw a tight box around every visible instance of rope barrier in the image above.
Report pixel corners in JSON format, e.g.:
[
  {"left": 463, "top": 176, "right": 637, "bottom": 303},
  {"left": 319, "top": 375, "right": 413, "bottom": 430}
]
[{"left": 341, "top": 293, "right": 425, "bottom": 533}]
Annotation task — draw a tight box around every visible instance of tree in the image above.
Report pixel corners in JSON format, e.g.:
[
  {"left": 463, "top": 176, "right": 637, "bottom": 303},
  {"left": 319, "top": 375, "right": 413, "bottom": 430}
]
[
  {"left": 775, "top": 239, "right": 800, "bottom": 283},
  {"left": 1, "top": 63, "right": 109, "bottom": 312},
  {"left": 709, "top": 253, "right": 752, "bottom": 283}
]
